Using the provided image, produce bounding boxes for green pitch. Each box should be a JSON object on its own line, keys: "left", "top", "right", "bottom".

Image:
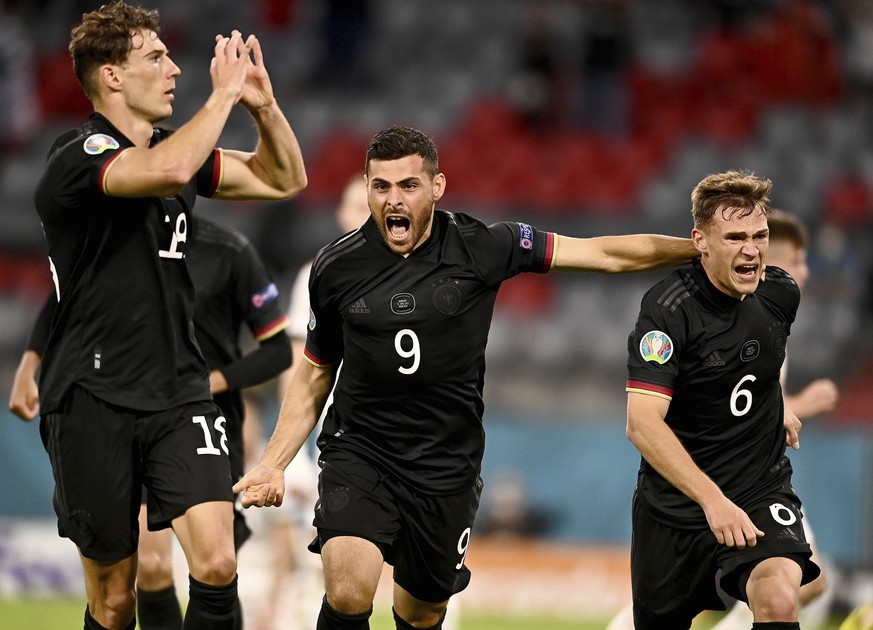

{"left": 0, "top": 598, "right": 846, "bottom": 629}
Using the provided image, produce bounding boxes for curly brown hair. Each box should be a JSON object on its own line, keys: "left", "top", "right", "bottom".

{"left": 69, "top": 1, "right": 161, "bottom": 99}
{"left": 691, "top": 170, "right": 772, "bottom": 230}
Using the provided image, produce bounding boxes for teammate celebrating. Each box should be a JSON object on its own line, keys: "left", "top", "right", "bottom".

{"left": 29, "top": 2, "right": 305, "bottom": 629}
{"left": 234, "top": 126, "right": 696, "bottom": 630}
{"left": 624, "top": 171, "right": 820, "bottom": 629}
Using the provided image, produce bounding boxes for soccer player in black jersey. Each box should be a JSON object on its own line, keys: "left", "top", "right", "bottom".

{"left": 624, "top": 171, "right": 820, "bottom": 629}
{"left": 25, "top": 3, "right": 306, "bottom": 629}
{"left": 10, "top": 216, "right": 293, "bottom": 629}
{"left": 234, "top": 125, "right": 697, "bottom": 630}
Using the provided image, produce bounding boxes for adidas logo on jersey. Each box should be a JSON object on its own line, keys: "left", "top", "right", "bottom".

{"left": 702, "top": 351, "right": 725, "bottom": 367}
{"left": 777, "top": 527, "right": 798, "bottom": 541}
{"left": 348, "top": 298, "right": 370, "bottom": 314}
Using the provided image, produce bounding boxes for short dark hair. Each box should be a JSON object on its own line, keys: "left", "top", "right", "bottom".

{"left": 69, "top": 1, "right": 161, "bottom": 99}
{"left": 691, "top": 170, "right": 772, "bottom": 229}
{"left": 365, "top": 126, "right": 439, "bottom": 179}
{"left": 767, "top": 209, "right": 808, "bottom": 249}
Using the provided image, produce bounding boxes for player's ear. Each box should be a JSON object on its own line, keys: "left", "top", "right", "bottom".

{"left": 691, "top": 227, "right": 707, "bottom": 254}
{"left": 432, "top": 172, "right": 446, "bottom": 201}
{"left": 98, "top": 64, "right": 123, "bottom": 93}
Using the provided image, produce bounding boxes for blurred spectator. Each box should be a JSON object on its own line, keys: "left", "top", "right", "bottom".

{"left": 577, "top": 0, "right": 631, "bottom": 135}
{"left": 506, "top": 4, "right": 562, "bottom": 130}
{"left": 0, "top": 1, "right": 39, "bottom": 154}
{"left": 476, "top": 469, "right": 555, "bottom": 539}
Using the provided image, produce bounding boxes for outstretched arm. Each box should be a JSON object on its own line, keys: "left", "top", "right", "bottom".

{"left": 626, "top": 392, "right": 764, "bottom": 548}
{"left": 786, "top": 378, "right": 839, "bottom": 419}
{"left": 213, "top": 34, "right": 307, "bottom": 201}
{"left": 552, "top": 234, "right": 697, "bottom": 273}
{"left": 233, "top": 358, "right": 335, "bottom": 507}
{"left": 209, "top": 331, "right": 292, "bottom": 394}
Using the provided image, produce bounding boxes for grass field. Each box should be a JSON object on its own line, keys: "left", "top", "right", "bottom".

{"left": 0, "top": 598, "right": 848, "bottom": 630}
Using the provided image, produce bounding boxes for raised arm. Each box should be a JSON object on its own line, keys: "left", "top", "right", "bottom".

{"left": 626, "top": 391, "right": 763, "bottom": 548}
{"left": 552, "top": 234, "right": 697, "bottom": 273}
{"left": 102, "top": 31, "right": 250, "bottom": 198}
{"left": 233, "top": 358, "right": 336, "bottom": 507}
{"left": 212, "top": 35, "right": 307, "bottom": 201}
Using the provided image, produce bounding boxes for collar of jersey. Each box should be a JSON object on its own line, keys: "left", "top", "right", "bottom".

{"left": 691, "top": 259, "right": 748, "bottom": 312}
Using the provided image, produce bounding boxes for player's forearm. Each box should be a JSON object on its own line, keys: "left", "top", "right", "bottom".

{"left": 261, "top": 361, "right": 333, "bottom": 469}
{"left": 249, "top": 102, "right": 307, "bottom": 198}
{"left": 627, "top": 410, "right": 723, "bottom": 508}
{"left": 107, "top": 89, "right": 237, "bottom": 198}
{"left": 553, "top": 234, "right": 696, "bottom": 273}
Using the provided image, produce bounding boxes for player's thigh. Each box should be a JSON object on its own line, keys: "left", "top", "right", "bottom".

{"left": 311, "top": 448, "right": 401, "bottom": 549}
{"left": 718, "top": 491, "right": 820, "bottom": 600}
{"left": 393, "top": 477, "right": 482, "bottom": 604}
{"left": 321, "top": 535, "right": 385, "bottom": 606}
{"left": 141, "top": 401, "right": 234, "bottom": 531}
{"left": 630, "top": 496, "right": 724, "bottom": 628}
{"left": 172, "top": 500, "right": 237, "bottom": 581}
{"left": 40, "top": 385, "right": 140, "bottom": 561}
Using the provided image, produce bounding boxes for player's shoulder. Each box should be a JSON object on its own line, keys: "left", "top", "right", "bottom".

{"left": 44, "top": 115, "right": 125, "bottom": 166}
{"left": 312, "top": 223, "right": 368, "bottom": 278}
{"left": 762, "top": 265, "right": 800, "bottom": 290}
{"left": 639, "top": 264, "right": 699, "bottom": 314}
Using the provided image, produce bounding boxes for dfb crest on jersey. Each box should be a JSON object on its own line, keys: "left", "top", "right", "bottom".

{"left": 432, "top": 278, "right": 462, "bottom": 315}
{"left": 640, "top": 330, "right": 673, "bottom": 364}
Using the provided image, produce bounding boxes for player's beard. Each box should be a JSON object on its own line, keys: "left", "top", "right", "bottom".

{"left": 379, "top": 202, "right": 434, "bottom": 257}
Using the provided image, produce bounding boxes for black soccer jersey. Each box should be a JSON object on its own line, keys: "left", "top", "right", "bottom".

{"left": 305, "top": 210, "right": 555, "bottom": 495}
{"left": 187, "top": 216, "right": 289, "bottom": 462}
{"left": 626, "top": 260, "right": 801, "bottom": 528}
{"left": 34, "top": 112, "right": 221, "bottom": 413}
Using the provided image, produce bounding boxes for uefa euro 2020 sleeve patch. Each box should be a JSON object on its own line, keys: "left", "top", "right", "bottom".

{"left": 640, "top": 330, "right": 673, "bottom": 364}
{"left": 308, "top": 308, "right": 316, "bottom": 331}
{"left": 83, "top": 134, "right": 120, "bottom": 155}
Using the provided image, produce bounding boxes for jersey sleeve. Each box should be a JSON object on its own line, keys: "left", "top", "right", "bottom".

{"left": 760, "top": 265, "right": 801, "bottom": 325}
{"left": 303, "top": 255, "right": 343, "bottom": 366}
{"left": 626, "top": 284, "right": 687, "bottom": 401}
{"left": 476, "top": 220, "right": 556, "bottom": 284}
{"left": 195, "top": 149, "right": 222, "bottom": 197}
{"left": 41, "top": 132, "right": 126, "bottom": 205}
{"left": 235, "top": 239, "right": 289, "bottom": 342}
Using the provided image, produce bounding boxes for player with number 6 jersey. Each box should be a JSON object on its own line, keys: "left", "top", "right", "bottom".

{"left": 234, "top": 125, "right": 698, "bottom": 630}
{"left": 624, "top": 170, "right": 820, "bottom": 630}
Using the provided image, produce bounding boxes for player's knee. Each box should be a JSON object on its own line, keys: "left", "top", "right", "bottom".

{"left": 99, "top": 590, "right": 137, "bottom": 627}
{"left": 326, "top": 586, "right": 375, "bottom": 616}
{"left": 136, "top": 553, "right": 174, "bottom": 589}
{"left": 749, "top": 581, "right": 799, "bottom": 621}
{"left": 191, "top": 551, "right": 237, "bottom": 585}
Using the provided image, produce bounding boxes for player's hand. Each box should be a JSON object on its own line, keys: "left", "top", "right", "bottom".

{"left": 232, "top": 463, "right": 285, "bottom": 508}
{"left": 9, "top": 352, "right": 40, "bottom": 421}
{"left": 792, "top": 378, "right": 839, "bottom": 418}
{"left": 210, "top": 30, "right": 249, "bottom": 103}
{"left": 238, "top": 34, "right": 276, "bottom": 112}
{"left": 702, "top": 494, "right": 764, "bottom": 548}
{"left": 783, "top": 405, "right": 802, "bottom": 450}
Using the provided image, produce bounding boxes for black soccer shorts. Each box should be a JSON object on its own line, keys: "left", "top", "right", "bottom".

{"left": 40, "top": 385, "right": 234, "bottom": 561}
{"left": 630, "top": 486, "right": 820, "bottom": 629}
{"left": 308, "top": 446, "right": 483, "bottom": 603}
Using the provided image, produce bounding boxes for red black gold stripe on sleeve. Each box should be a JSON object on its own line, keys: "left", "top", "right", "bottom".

{"left": 541, "top": 231, "right": 556, "bottom": 272}
{"left": 97, "top": 149, "right": 128, "bottom": 195}
{"left": 207, "top": 148, "right": 223, "bottom": 197}
{"left": 253, "top": 315, "right": 290, "bottom": 342}
{"left": 626, "top": 379, "right": 673, "bottom": 401}
{"left": 303, "top": 347, "right": 333, "bottom": 367}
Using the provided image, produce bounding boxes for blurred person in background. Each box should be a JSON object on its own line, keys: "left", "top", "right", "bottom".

{"left": 623, "top": 171, "right": 820, "bottom": 629}
{"left": 234, "top": 125, "right": 698, "bottom": 630}
{"left": 11, "top": 216, "right": 293, "bottom": 629}
{"left": 16, "top": 2, "right": 306, "bottom": 628}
